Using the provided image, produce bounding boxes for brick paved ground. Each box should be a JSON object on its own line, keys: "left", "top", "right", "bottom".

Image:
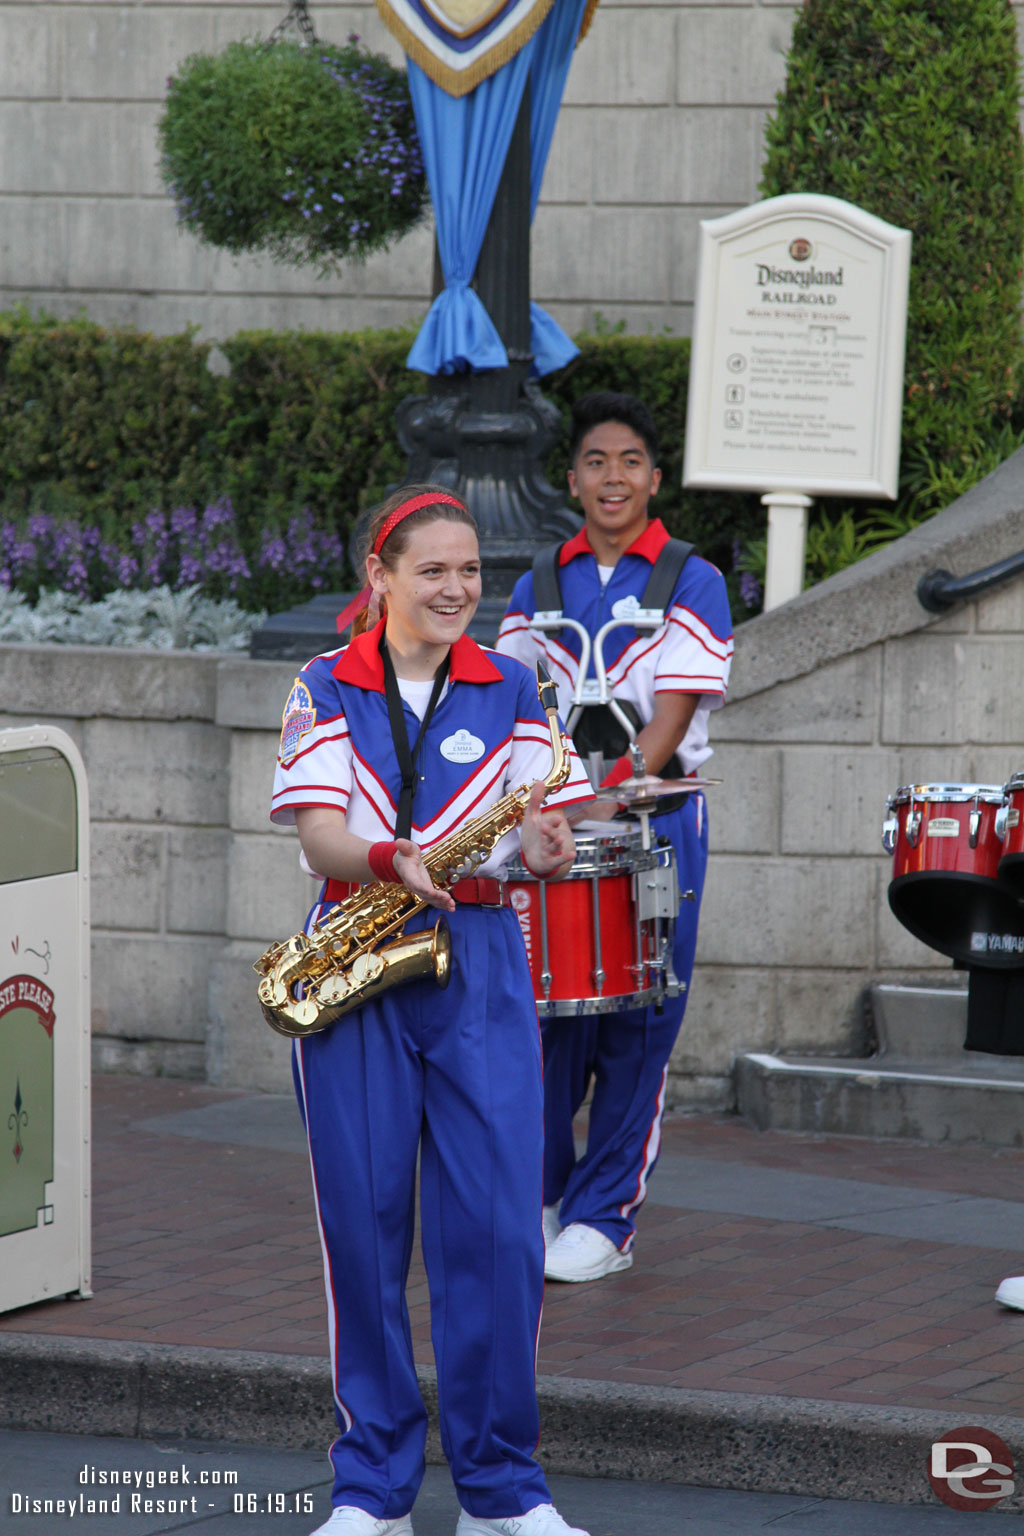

{"left": 4, "top": 1073, "right": 1024, "bottom": 1418}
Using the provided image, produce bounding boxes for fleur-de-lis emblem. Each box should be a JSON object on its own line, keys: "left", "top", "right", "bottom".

{"left": 9, "top": 1078, "right": 27, "bottom": 1163}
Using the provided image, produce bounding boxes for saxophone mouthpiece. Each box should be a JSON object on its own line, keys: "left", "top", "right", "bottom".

{"left": 536, "top": 661, "right": 558, "bottom": 716}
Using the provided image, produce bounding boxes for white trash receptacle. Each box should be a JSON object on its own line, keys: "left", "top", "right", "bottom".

{"left": 0, "top": 725, "right": 90, "bottom": 1312}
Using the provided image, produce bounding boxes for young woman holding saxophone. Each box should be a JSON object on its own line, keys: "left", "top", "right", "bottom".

{"left": 269, "top": 486, "right": 594, "bottom": 1536}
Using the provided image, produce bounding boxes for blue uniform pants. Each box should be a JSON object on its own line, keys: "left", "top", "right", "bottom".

{"left": 541, "top": 795, "right": 709, "bottom": 1249}
{"left": 293, "top": 904, "right": 550, "bottom": 1520}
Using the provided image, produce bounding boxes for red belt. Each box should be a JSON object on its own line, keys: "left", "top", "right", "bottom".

{"left": 325, "top": 876, "right": 508, "bottom": 908}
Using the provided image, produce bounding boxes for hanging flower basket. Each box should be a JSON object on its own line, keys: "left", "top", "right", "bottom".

{"left": 157, "top": 35, "right": 427, "bottom": 271}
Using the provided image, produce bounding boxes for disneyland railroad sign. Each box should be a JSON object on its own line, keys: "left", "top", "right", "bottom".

{"left": 683, "top": 193, "right": 911, "bottom": 500}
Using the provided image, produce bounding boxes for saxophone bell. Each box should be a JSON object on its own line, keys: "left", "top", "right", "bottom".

{"left": 259, "top": 918, "right": 452, "bottom": 1038}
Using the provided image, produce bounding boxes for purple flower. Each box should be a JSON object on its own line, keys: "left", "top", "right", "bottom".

{"left": 739, "top": 571, "right": 762, "bottom": 610}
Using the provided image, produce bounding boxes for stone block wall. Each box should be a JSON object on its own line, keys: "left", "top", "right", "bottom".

{"left": 680, "top": 450, "right": 1024, "bottom": 1107}
{"left": 3, "top": 450, "right": 1024, "bottom": 1100}
{"left": 0, "top": 0, "right": 798, "bottom": 340}
{"left": 0, "top": 648, "right": 228, "bottom": 1077}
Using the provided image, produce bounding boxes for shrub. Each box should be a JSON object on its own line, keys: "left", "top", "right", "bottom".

{"left": 0, "top": 309, "right": 214, "bottom": 515}
{"left": 0, "top": 311, "right": 764, "bottom": 617}
{"left": 211, "top": 326, "right": 420, "bottom": 544}
{"left": 760, "top": 0, "right": 1024, "bottom": 504}
{"left": 0, "top": 585, "right": 264, "bottom": 651}
{"left": 158, "top": 37, "right": 427, "bottom": 272}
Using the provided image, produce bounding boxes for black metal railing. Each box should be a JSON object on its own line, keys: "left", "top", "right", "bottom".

{"left": 917, "top": 549, "right": 1024, "bottom": 613}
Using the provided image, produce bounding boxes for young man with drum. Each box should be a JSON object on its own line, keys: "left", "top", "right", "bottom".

{"left": 496, "top": 393, "right": 733, "bottom": 1283}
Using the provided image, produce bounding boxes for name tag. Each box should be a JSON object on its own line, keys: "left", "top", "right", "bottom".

{"left": 611, "top": 594, "right": 642, "bottom": 622}
{"left": 440, "top": 728, "right": 485, "bottom": 763}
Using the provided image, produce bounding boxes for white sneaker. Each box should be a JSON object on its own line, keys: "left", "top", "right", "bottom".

{"left": 543, "top": 1222, "right": 632, "bottom": 1283}
{"left": 456, "top": 1503, "right": 589, "bottom": 1536}
{"left": 309, "top": 1508, "right": 413, "bottom": 1536}
{"left": 542, "top": 1204, "right": 561, "bottom": 1249}
{"left": 995, "top": 1276, "right": 1024, "bottom": 1310}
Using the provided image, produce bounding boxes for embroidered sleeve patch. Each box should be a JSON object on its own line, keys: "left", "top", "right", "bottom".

{"left": 280, "top": 679, "right": 317, "bottom": 763}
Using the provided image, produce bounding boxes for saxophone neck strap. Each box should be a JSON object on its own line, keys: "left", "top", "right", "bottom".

{"left": 379, "top": 630, "right": 451, "bottom": 840}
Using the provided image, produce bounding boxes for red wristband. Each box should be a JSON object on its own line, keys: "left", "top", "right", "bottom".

{"left": 600, "top": 755, "right": 634, "bottom": 789}
{"left": 368, "top": 840, "right": 401, "bottom": 882}
{"left": 521, "top": 854, "right": 552, "bottom": 880}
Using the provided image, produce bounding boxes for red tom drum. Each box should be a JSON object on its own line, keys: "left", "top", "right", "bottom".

{"left": 997, "top": 772, "right": 1024, "bottom": 899}
{"left": 882, "top": 783, "right": 1024, "bottom": 968}
{"left": 506, "top": 823, "right": 679, "bottom": 1016}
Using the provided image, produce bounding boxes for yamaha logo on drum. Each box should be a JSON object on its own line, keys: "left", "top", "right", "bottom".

{"left": 971, "top": 931, "right": 1024, "bottom": 956}
{"left": 510, "top": 887, "right": 533, "bottom": 963}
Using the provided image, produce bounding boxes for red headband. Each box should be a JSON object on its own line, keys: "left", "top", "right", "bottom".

{"left": 373, "top": 491, "right": 465, "bottom": 555}
{"left": 335, "top": 491, "right": 469, "bottom": 634}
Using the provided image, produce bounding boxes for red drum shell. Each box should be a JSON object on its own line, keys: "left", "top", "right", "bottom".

{"left": 507, "top": 826, "right": 667, "bottom": 1015}
{"left": 884, "top": 784, "right": 1024, "bottom": 968}
{"left": 997, "top": 772, "right": 1024, "bottom": 898}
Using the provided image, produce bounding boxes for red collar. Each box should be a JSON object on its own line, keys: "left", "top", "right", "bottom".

{"left": 558, "top": 517, "right": 670, "bottom": 567}
{"left": 331, "top": 617, "right": 504, "bottom": 690}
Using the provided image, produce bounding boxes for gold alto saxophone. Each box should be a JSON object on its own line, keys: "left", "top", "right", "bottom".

{"left": 255, "top": 663, "right": 570, "bottom": 1038}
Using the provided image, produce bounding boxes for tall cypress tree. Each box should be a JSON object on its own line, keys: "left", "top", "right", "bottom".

{"left": 760, "top": 0, "right": 1024, "bottom": 504}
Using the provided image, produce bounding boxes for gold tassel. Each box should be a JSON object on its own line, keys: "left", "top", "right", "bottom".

{"left": 376, "top": 0, "right": 557, "bottom": 97}
{"left": 578, "top": 0, "right": 600, "bottom": 45}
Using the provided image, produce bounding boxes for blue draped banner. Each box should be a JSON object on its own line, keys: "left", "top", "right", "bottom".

{"left": 377, "top": 0, "right": 598, "bottom": 376}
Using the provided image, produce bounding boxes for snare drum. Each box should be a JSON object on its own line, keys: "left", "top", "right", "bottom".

{"left": 882, "top": 783, "right": 1024, "bottom": 967}
{"left": 997, "top": 772, "right": 1024, "bottom": 897}
{"left": 506, "top": 822, "right": 680, "bottom": 1016}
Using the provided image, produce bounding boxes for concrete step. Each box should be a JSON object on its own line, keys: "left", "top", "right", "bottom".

{"left": 735, "top": 979, "right": 1024, "bottom": 1144}
{"left": 736, "top": 1049, "right": 1024, "bottom": 1146}
{"left": 869, "top": 980, "right": 968, "bottom": 1057}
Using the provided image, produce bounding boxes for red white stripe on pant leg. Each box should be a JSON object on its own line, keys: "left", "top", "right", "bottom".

{"left": 618, "top": 1066, "right": 668, "bottom": 1249}
{"left": 294, "top": 1037, "right": 354, "bottom": 1435}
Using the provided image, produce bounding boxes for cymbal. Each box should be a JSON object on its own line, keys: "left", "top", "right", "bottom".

{"left": 591, "top": 776, "right": 722, "bottom": 803}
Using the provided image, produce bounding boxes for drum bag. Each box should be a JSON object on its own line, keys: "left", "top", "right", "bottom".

{"left": 570, "top": 700, "right": 685, "bottom": 782}
{"left": 965, "top": 967, "right": 1024, "bottom": 1055}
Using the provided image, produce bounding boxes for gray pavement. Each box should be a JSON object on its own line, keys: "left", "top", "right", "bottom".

{"left": 3, "top": 1428, "right": 1022, "bottom": 1536}
{"left": 5, "top": 1074, "right": 1024, "bottom": 1525}
{"left": 136, "top": 1092, "right": 1024, "bottom": 1251}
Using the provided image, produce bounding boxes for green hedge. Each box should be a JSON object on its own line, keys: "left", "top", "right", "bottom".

{"left": 0, "top": 310, "right": 763, "bottom": 610}
{"left": 760, "top": 0, "right": 1024, "bottom": 510}
{"left": 0, "top": 310, "right": 215, "bottom": 521}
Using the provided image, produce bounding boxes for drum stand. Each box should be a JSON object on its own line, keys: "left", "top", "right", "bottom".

{"left": 527, "top": 613, "right": 692, "bottom": 1003}
{"left": 528, "top": 610, "right": 667, "bottom": 851}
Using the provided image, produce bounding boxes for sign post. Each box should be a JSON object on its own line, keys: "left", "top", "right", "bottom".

{"left": 0, "top": 725, "right": 91, "bottom": 1314}
{"left": 684, "top": 193, "right": 911, "bottom": 609}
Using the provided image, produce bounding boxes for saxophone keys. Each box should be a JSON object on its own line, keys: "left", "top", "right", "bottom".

{"left": 317, "top": 972, "right": 352, "bottom": 1007}
{"left": 258, "top": 974, "right": 290, "bottom": 1009}
{"left": 350, "top": 950, "right": 386, "bottom": 985}
{"left": 287, "top": 996, "right": 322, "bottom": 1032}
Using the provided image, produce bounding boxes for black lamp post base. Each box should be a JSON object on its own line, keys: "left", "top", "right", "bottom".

{"left": 396, "top": 377, "right": 581, "bottom": 602}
